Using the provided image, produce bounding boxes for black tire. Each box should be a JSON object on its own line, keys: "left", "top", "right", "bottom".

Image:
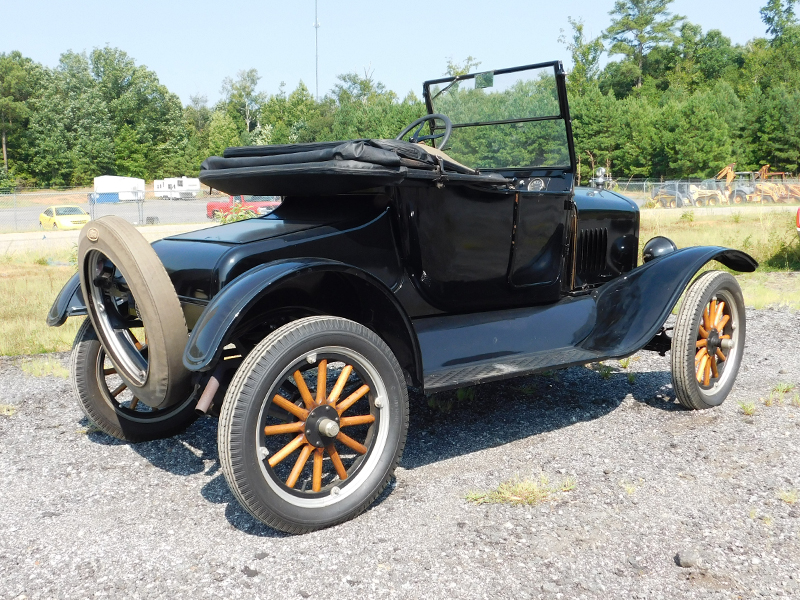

{"left": 78, "top": 216, "right": 191, "bottom": 409}
{"left": 218, "top": 316, "right": 409, "bottom": 533}
{"left": 70, "top": 318, "right": 198, "bottom": 442}
{"left": 671, "top": 271, "right": 746, "bottom": 410}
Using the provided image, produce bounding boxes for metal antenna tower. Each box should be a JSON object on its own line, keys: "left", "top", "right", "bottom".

{"left": 314, "top": 0, "right": 320, "bottom": 101}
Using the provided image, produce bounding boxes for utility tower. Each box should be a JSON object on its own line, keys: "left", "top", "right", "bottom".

{"left": 314, "top": 0, "right": 320, "bottom": 101}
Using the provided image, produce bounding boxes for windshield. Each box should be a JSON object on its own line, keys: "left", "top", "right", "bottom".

{"left": 425, "top": 64, "right": 570, "bottom": 170}
{"left": 55, "top": 206, "right": 86, "bottom": 216}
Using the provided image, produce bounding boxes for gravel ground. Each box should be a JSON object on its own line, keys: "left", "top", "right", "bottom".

{"left": 1, "top": 308, "right": 799, "bottom": 600}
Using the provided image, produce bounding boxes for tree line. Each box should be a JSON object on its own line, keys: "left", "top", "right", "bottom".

{"left": 0, "top": 0, "right": 798, "bottom": 188}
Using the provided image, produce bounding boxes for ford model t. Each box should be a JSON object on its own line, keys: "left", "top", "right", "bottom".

{"left": 48, "top": 61, "right": 756, "bottom": 533}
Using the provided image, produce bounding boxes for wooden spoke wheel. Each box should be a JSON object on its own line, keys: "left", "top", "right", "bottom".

{"left": 671, "top": 271, "right": 746, "bottom": 410}
{"left": 70, "top": 318, "right": 198, "bottom": 442}
{"left": 218, "top": 316, "right": 408, "bottom": 534}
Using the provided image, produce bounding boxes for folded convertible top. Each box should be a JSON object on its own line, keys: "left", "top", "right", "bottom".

{"left": 199, "top": 139, "right": 509, "bottom": 196}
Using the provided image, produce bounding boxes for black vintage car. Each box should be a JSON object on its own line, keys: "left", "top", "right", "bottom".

{"left": 48, "top": 61, "right": 756, "bottom": 533}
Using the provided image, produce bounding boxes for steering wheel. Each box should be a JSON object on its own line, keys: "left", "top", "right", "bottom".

{"left": 395, "top": 113, "right": 452, "bottom": 149}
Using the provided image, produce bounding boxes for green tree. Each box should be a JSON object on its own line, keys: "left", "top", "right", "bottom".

{"left": 559, "top": 18, "right": 604, "bottom": 96}
{"left": 761, "top": 0, "right": 797, "bottom": 38}
{"left": 220, "top": 68, "right": 265, "bottom": 134}
{"left": 604, "top": 0, "right": 684, "bottom": 87}
{"left": 206, "top": 111, "right": 240, "bottom": 156}
{"left": 0, "top": 52, "right": 39, "bottom": 177}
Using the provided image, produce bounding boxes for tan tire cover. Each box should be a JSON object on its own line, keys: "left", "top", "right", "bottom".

{"left": 78, "top": 216, "right": 191, "bottom": 409}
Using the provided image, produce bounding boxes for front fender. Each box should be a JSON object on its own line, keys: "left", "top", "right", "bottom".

{"left": 46, "top": 272, "right": 86, "bottom": 327}
{"left": 578, "top": 246, "right": 757, "bottom": 357}
{"left": 183, "top": 258, "right": 421, "bottom": 378}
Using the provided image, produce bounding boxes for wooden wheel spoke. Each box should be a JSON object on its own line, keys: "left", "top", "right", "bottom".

{"left": 111, "top": 382, "right": 127, "bottom": 397}
{"left": 129, "top": 397, "right": 139, "bottom": 410}
{"left": 268, "top": 433, "right": 306, "bottom": 468}
{"left": 698, "top": 325, "right": 709, "bottom": 339}
{"left": 271, "top": 394, "right": 309, "bottom": 421}
{"left": 710, "top": 356, "right": 719, "bottom": 379}
{"left": 312, "top": 448, "right": 324, "bottom": 492}
{"left": 339, "top": 414, "right": 375, "bottom": 428}
{"left": 103, "top": 367, "right": 116, "bottom": 376}
{"left": 264, "top": 421, "right": 304, "bottom": 436}
{"left": 336, "top": 431, "right": 368, "bottom": 455}
{"left": 328, "top": 365, "right": 353, "bottom": 404}
{"left": 714, "top": 301, "right": 726, "bottom": 326}
{"left": 703, "top": 360, "right": 711, "bottom": 386}
{"left": 696, "top": 354, "right": 709, "bottom": 382}
{"left": 695, "top": 347, "right": 708, "bottom": 365}
{"left": 286, "top": 444, "right": 314, "bottom": 489}
{"left": 696, "top": 339, "right": 708, "bottom": 348}
{"left": 336, "top": 384, "right": 370, "bottom": 414}
{"left": 325, "top": 443, "right": 348, "bottom": 480}
{"left": 717, "top": 315, "right": 730, "bottom": 331}
{"left": 316, "top": 359, "right": 328, "bottom": 404}
{"left": 716, "top": 348, "right": 727, "bottom": 362}
{"left": 293, "top": 371, "right": 316, "bottom": 410}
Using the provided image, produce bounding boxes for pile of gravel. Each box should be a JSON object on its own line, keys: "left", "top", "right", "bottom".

{"left": 0, "top": 307, "right": 798, "bottom": 599}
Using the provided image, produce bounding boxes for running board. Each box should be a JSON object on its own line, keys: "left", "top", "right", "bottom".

{"left": 413, "top": 296, "right": 598, "bottom": 393}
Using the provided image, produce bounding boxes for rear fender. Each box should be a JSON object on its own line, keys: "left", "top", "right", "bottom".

{"left": 183, "top": 258, "right": 423, "bottom": 385}
{"left": 579, "top": 246, "right": 757, "bottom": 357}
{"left": 46, "top": 272, "right": 86, "bottom": 327}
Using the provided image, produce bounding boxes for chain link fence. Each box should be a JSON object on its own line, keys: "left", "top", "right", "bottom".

{"left": 0, "top": 188, "right": 237, "bottom": 234}
{"left": 2, "top": 175, "right": 800, "bottom": 235}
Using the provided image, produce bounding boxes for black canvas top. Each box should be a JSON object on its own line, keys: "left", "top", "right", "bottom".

{"left": 199, "top": 139, "right": 509, "bottom": 196}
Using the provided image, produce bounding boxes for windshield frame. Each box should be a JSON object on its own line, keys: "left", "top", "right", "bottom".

{"left": 421, "top": 60, "right": 576, "bottom": 174}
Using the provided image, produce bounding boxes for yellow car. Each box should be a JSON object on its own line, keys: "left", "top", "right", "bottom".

{"left": 39, "top": 205, "right": 90, "bottom": 230}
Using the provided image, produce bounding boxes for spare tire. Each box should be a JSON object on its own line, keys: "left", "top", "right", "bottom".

{"left": 78, "top": 216, "right": 191, "bottom": 409}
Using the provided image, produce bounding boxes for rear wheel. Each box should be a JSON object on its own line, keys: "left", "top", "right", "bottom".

{"left": 71, "top": 318, "right": 198, "bottom": 441}
{"left": 218, "top": 316, "right": 409, "bottom": 533}
{"left": 671, "top": 271, "right": 745, "bottom": 410}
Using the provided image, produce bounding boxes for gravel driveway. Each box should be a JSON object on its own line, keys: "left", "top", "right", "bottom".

{"left": 1, "top": 308, "right": 799, "bottom": 600}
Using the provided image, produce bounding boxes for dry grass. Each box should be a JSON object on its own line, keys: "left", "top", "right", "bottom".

{"left": 640, "top": 207, "right": 800, "bottom": 271}
{"left": 777, "top": 489, "right": 798, "bottom": 505}
{"left": 20, "top": 357, "right": 69, "bottom": 378}
{"left": 0, "top": 251, "right": 82, "bottom": 356}
{"left": 466, "top": 474, "right": 576, "bottom": 506}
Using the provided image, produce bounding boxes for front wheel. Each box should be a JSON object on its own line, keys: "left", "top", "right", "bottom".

{"left": 671, "top": 271, "right": 745, "bottom": 410}
{"left": 218, "top": 316, "right": 409, "bottom": 533}
{"left": 70, "top": 318, "right": 199, "bottom": 441}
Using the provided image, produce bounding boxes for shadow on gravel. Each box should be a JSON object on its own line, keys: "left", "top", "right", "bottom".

{"left": 81, "top": 363, "right": 684, "bottom": 536}
{"left": 401, "top": 365, "right": 682, "bottom": 470}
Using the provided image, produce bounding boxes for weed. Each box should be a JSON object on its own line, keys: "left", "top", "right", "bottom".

{"left": 618, "top": 357, "right": 632, "bottom": 369}
{"left": 731, "top": 211, "right": 742, "bottom": 224}
{"left": 20, "top": 357, "right": 69, "bottom": 379}
{"left": 738, "top": 401, "right": 756, "bottom": 416}
{"left": 777, "top": 489, "right": 798, "bottom": 505}
{"left": 0, "top": 404, "right": 18, "bottom": 417}
{"left": 761, "top": 515, "right": 774, "bottom": 527}
{"left": 34, "top": 256, "right": 48, "bottom": 266}
{"left": 762, "top": 394, "right": 774, "bottom": 407}
{"left": 456, "top": 387, "right": 476, "bottom": 403}
{"left": 619, "top": 479, "right": 639, "bottom": 495}
{"left": 426, "top": 393, "right": 453, "bottom": 414}
{"left": 595, "top": 363, "right": 614, "bottom": 380}
{"left": 748, "top": 508, "right": 757, "bottom": 519}
{"left": 792, "top": 392, "right": 800, "bottom": 408}
{"left": 516, "top": 384, "right": 537, "bottom": 396}
{"left": 466, "top": 474, "right": 576, "bottom": 506}
{"left": 679, "top": 210, "right": 695, "bottom": 223}
{"left": 627, "top": 373, "right": 636, "bottom": 385}
{"left": 773, "top": 382, "right": 795, "bottom": 394}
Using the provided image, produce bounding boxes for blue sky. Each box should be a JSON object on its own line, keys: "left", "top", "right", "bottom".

{"left": 3, "top": 0, "right": 766, "bottom": 105}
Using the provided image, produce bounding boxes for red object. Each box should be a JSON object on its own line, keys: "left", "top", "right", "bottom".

{"left": 206, "top": 195, "right": 281, "bottom": 219}
{"left": 796, "top": 206, "right": 800, "bottom": 239}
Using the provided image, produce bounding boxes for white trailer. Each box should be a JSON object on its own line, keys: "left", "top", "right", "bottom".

{"left": 154, "top": 176, "right": 201, "bottom": 200}
{"left": 92, "top": 175, "right": 145, "bottom": 202}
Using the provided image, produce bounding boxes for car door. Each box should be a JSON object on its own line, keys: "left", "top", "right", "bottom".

{"left": 42, "top": 208, "right": 54, "bottom": 228}
{"left": 397, "top": 184, "right": 516, "bottom": 313}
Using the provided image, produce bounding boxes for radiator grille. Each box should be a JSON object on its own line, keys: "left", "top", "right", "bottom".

{"left": 577, "top": 228, "right": 608, "bottom": 274}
